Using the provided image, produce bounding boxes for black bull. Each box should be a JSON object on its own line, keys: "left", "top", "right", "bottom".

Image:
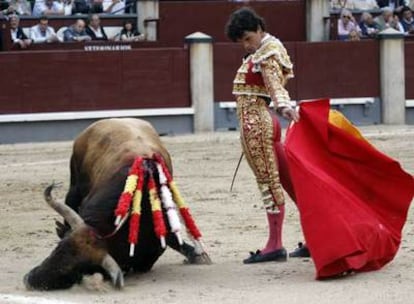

{"left": 24, "top": 118, "right": 211, "bottom": 290}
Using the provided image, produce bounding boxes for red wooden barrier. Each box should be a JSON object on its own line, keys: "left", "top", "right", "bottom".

{"left": 405, "top": 41, "right": 414, "bottom": 99}
{"left": 158, "top": 0, "right": 306, "bottom": 46}
{"left": 0, "top": 48, "right": 190, "bottom": 114}
{"left": 294, "top": 40, "right": 380, "bottom": 99}
{"left": 214, "top": 39, "right": 380, "bottom": 102}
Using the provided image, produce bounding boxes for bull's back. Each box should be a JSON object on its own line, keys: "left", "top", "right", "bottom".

{"left": 73, "top": 118, "right": 172, "bottom": 186}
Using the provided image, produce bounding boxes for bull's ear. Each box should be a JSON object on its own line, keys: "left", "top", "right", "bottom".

{"left": 101, "top": 254, "right": 124, "bottom": 289}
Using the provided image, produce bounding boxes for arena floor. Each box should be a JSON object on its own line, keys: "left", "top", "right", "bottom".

{"left": 0, "top": 126, "right": 413, "bottom": 304}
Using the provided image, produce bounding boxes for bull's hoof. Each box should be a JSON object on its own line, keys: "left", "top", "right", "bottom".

{"left": 184, "top": 252, "right": 212, "bottom": 265}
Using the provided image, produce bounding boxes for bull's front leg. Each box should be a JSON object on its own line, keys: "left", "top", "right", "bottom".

{"left": 165, "top": 233, "right": 212, "bottom": 265}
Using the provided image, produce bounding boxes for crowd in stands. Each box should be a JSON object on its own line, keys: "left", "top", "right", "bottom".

{"left": 8, "top": 13, "right": 145, "bottom": 48}
{"left": 1, "top": 0, "right": 136, "bottom": 16}
{"left": 331, "top": 0, "right": 414, "bottom": 40}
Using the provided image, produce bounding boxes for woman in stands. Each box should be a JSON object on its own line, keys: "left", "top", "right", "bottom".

{"left": 225, "top": 7, "right": 299, "bottom": 264}
{"left": 119, "top": 20, "right": 145, "bottom": 42}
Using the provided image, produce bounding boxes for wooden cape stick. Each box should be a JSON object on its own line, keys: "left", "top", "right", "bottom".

{"left": 230, "top": 152, "right": 244, "bottom": 192}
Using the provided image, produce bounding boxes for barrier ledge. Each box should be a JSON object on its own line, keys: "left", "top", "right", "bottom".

{"left": 219, "top": 98, "right": 376, "bottom": 109}
{"left": 0, "top": 107, "right": 194, "bottom": 123}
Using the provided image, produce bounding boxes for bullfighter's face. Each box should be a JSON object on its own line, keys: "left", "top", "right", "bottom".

{"left": 238, "top": 29, "right": 265, "bottom": 54}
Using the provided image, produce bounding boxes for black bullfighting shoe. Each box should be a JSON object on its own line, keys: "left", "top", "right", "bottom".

{"left": 243, "top": 248, "right": 287, "bottom": 264}
{"left": 289, "top": 242, "right": 311, "bottom": 258}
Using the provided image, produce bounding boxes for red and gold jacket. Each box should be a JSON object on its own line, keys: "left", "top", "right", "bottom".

{"left": 232, "top": 34, "right": 294, "bottom": 109}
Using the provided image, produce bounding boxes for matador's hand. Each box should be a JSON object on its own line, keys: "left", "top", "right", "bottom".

{"left": 278, "top": 107, "right": 299, "bottom": 122}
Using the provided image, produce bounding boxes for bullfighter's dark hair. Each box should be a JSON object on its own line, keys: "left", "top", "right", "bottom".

{"left": 225, "top": 7, "right": 266, "bottom": 42}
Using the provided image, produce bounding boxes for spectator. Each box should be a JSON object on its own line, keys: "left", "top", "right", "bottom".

{"left": 359, "top": 11, "right": 380, "bottom": 37}
{"left": 72, "top": 0, "right": 89, "bottom": 14}
{"left": 103, "top": 0, "right": 125, "bottom": 14}
{"left": 400, "top": 5, "right": 414, "bottom": 33}
{"left": 377, "top": 0, "right": 408, "bottom": 12}
{"left": 348, "top": 29, "right": 361, "bottom": 40}
{"left": 119, "top": 20, "right": 144, "bottom": 41}
{"left": 331, "top": 0, "right": 355, "bottom": 10}
{"left": 338, "top": 9, "right": 361, "bottom": 40}
{"left": 2, "top": 0, "right": 31, "bottom": 16}
{"left": 353, "top": 0, "right": 379, "bottom": 10}
{"left": 32, "top": 0, "right": 44, "bottom": 16}
{"left": 61, "top": 0, "right": 75, "bottom": 15}
{"left": 124, "top": 0, "right": 135, "bottom": 13}
{"left": 89, "top": 0, "right": 103, "bottom": 13}
{"left": 30, "top": 16, "right": 60, "bottom": 43}
{"left": 33, "top": 0, "right": 64, "bottom": 17}
{"left": 85, "top": 13, "right": 108, "bottom": 40}
{"left": 63, "top": 19, "right": 91, "bottom": 42}
{"left": 375, "top": 6, "right": 405, "bottom": 31}
{"left": 9, "top": 14, "right": 32, "bottom": 48}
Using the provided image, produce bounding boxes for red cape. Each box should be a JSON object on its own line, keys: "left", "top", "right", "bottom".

{"left": 284, "top": 99, "right": 414, "bottom": 279}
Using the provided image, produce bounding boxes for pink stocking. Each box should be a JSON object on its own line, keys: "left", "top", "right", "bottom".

{"left": 261, "top": 204, "right": 285, "bottom": 254}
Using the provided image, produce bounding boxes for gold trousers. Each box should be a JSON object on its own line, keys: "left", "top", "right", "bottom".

{"left": 237, "top": 96, "right": 285, "bottom": 210}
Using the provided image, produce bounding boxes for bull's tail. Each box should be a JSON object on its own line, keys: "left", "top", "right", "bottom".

{"left": 113, "top": 155, "right": 206, "bottom": 257}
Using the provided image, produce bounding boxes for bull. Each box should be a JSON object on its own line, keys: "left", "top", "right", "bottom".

{"left": 24, "top": 118, "right": 211, "bottom": 290}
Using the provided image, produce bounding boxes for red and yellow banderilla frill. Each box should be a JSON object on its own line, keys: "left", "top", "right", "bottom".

{"left": 113, "top": 155, "right": 205, "bottom": 257}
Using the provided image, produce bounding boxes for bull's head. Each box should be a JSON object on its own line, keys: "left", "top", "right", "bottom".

{"left": 24, "top": 185, "right": 124, "bottom": 290}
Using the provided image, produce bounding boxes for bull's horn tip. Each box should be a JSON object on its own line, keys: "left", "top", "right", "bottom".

{"left": 115, "top": 273, "right": 124, "bottom": 290}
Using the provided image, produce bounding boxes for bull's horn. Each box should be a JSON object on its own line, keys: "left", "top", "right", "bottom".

{"left": 101, "top": 254, "right": 124, "bottom": 289}
{"left": 44, "top": 184, "right": 84, "bottom": 229}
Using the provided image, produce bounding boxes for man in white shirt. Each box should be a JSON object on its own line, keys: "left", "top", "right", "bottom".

{"left": 30, "top": 16, "right": 60, "bottom": 43}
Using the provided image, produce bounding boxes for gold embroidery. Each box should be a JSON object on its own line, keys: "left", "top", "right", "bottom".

{"left": 232, "top": 35, "right": 293, "bottom": 107}
{"left": 232, "top": 34, "right": 294, "bottom": 208}
{"left": 232, "top": 83, "right": 269, "bottom": 97}
{"left": 251, "top": 35, "right": 294, "bottom": 73}
{"left": 261, "top": 56, "right": 291, "bottom": 107}
{"left": 237, "top": 95, "right": 285, "bottom": 205}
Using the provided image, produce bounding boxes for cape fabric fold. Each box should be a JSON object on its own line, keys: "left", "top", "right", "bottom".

{"left": 284, "top": 99, "right": 414, "bottom": 279}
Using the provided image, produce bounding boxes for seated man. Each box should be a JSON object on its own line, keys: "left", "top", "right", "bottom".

{"left": 400, "top": 6, "right": 414, "bottom": 33}
{"left": 30, "top": 16, "right": 60, "bottom": 43}
{"left": 33, "top": 0, "right": 64, "bottom": 17}
{"left": 375, "top": 6, "right": 405, "bottom": 31}
{"left": 63, "top": 19, "right": 92, "bottom": 42}
{"left": 359, "top": 12, "right": 380, "bottom": 37}
{"left": 9, "top": 14, "right": 32, "bottom": 48}
{"left": 85, "top": 14, "right": 108, "bottom": 40}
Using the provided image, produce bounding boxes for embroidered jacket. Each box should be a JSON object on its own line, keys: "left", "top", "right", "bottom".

{"left": 232, "top": 34, "right": 294, "bottom": 109}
